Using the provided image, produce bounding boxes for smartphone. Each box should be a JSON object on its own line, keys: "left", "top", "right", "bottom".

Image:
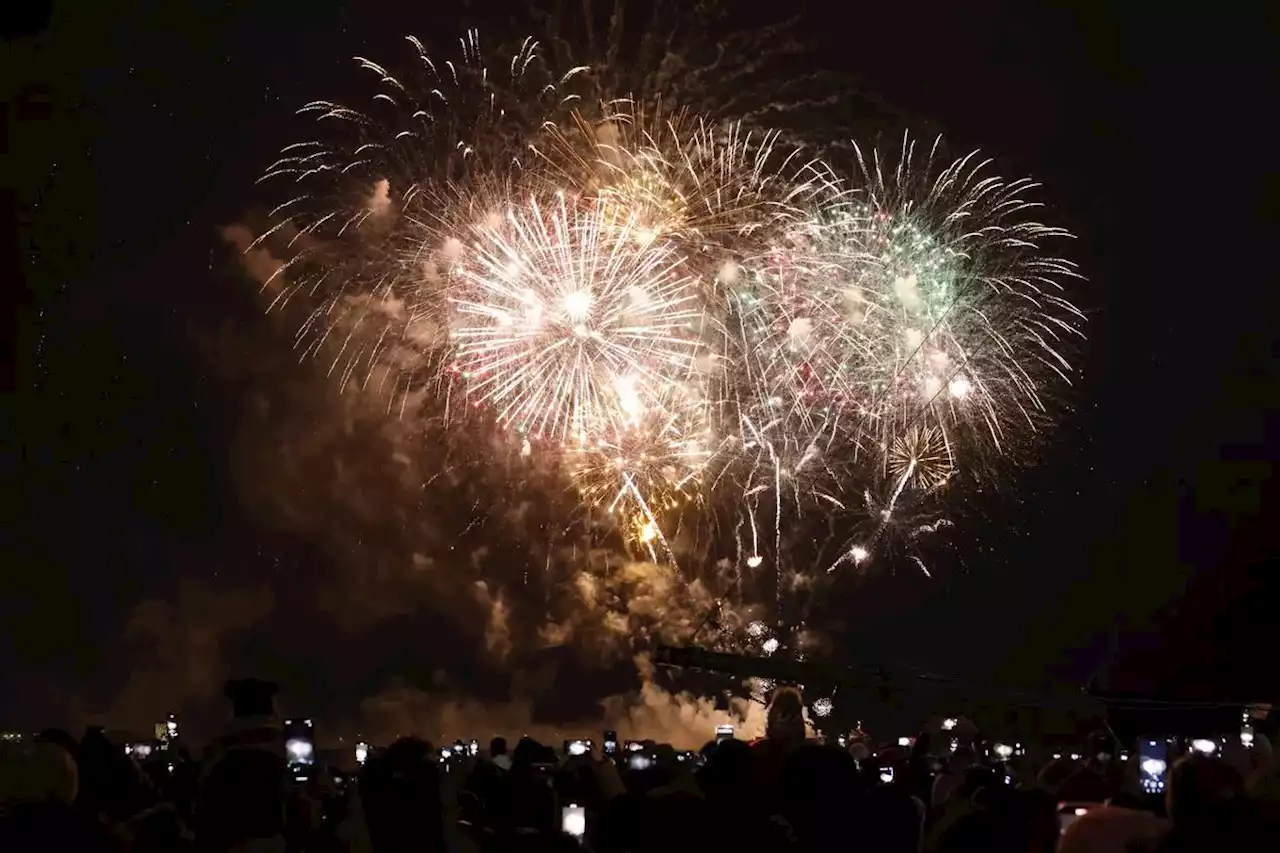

{"left": 561, "top": 803, "right": 586, "bottom": 839}
{"left": 1058, "top": 802, "right": 1100, "bottom": 833}
{"left": 624, "top": 740, "right": 645, "bottom": 753}
{"left": 715, "top": 724, "right": 734, "bottom": 743}
{"left": 564, "top": 739, "right": 591, "bottom": 757}
{"left": 355, "top": 742, "right": 369, "bottom": 765}
{"left": 879, "top": 766, "right": 895, "bottom": 784}
{"left": 627, "top": 751, "right": 652, "bottom": 771}
{"left": 283, "top": 719, "right": 315, "bottom": 780}
{"left": 1138, "top": 738, "right": 1169, "bottom": 794}
{"left": 602, "top": 730, "right": 618, "bottom": 757}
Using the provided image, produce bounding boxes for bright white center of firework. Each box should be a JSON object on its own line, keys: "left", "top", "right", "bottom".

{"left": 746, "top": 620, "right": 767, "bottom": 638}
{"left": 893, "top": 274, "right": 922, "bottom": 310}
{"left": 849, "top": 545, "right": 869, "bottom": 564}
{"left": 747, "top": 555, "right": 763, "bottom": 569}
{"left": 762, "top": 638, "right": 780, "bottom": 655}
{"left": 563, "top": 290, "right": 592, "bottom": 323}
{"left": 442, "top": 237, "right": 464, "bottom": 260}
{"left": 718, "top": 261, "right": 739, "bottom": 285}
{"left": 788, "top": 317, "right": 814, "bottom": 345}
{"left": 639, "top": 521, "right": 658, "bottom": 543}
{"left": 948, "top": 376, "right": 972, "bottom": 398}
{"left": 903, "top": 328, "right": 924, "bottom": 349}
{"left": 813, "top": 698, "right": 833, "bottom": 717}
{"left": 635, "top": 226, "right": 658, "bottom": 245}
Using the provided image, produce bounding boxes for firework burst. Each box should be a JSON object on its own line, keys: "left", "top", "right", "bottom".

{"left": 446, "top": 191, "right": 705, "bottom": 444}
{"left": 835, "top": 134, "right": 1086, "bottom": 464}
{"left": 244, "top": 23, "right": 1087, "bottom": 655}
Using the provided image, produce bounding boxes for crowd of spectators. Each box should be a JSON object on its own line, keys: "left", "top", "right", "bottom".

{"left": 2, "top": 686, "right": 1276, "bottom": 852}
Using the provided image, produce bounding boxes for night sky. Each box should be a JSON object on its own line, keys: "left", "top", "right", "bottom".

{"left": 6, "top": 1, "right": 1275, "bottom": 740}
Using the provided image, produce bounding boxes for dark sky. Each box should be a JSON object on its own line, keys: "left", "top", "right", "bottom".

{"left": 5, "top": 0, "right": 1275, "bottom": 737}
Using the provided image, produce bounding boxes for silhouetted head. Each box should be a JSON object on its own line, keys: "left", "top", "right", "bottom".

{"left": 766, "top": 687, "right": 806, "bottom": 742}
{"left": 223, "top": 678, "right": 278, "bottom": 719}
{"left": 490, "top": 736, "right": 508, "bottom": 758}
{"left": 1167, "top": 753, "right": 1244, "bottom": 825}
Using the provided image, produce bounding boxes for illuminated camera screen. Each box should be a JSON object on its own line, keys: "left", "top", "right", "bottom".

{"left": 283, "top": 719, "right": 315, "bottom": 768}
{"left": 1138, "top": 739, "right": 1168, "bottom": 794}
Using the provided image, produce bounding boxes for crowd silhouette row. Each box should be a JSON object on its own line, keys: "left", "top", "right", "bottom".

{"left": 2, "top": 685, "right": 1277, "bottom": 852}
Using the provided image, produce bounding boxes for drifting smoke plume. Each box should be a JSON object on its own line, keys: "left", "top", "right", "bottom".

{"left": 82, "top": 581, "right": 275, "bottom": 734}
{"left": 357, "top": 656, "right": 768, "bottom": 749}
{"left": 209, "top": 215, "right": 756, "bottom": 743}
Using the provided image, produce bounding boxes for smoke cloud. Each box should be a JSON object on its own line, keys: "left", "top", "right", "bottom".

{"left": 94, "top": 581, "right": 275, "bottom": 733}
{"left": 203, "top": 212, "right": 760, "bottom": 743}
{"left": 356, "top": 655, "right": 766, "bottom": 749}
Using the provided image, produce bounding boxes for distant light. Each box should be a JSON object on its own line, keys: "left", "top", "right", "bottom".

{"left": 942, "top": 718, "right": 957, "bottom": 731}
{"left": 994, "top": 743, "right": 1013, "bottom": 759}
{"left": 812, "top": 698, "right": 833, "bottom": 718}
{"left": 762, "top": 638, "right": 780, "bottom": 655}
{"left": 1191, "top": 738, "right": 1217, "bottom": 755}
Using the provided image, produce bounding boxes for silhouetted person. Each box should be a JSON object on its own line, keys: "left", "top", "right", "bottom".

{"left": 490, "top": 736, "right": 511, "bottom": 771}
{"left": 752, "top": 686, "right": 808, "bottom": 810}
{"left": 779, "top": 743, "right": 863, "bottom": 851}
{"left": 1154, "top": 753, "right": 1254, "bottom": 852}
{"left": 199, "top": 747, "right": 287, "bottom": 853}
{"left": 360, "top": 737, "right": 445, "bottom": 853}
